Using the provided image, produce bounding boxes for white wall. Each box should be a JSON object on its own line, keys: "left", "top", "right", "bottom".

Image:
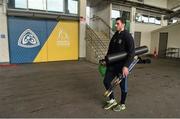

{"left": 151, "top": 22, "right": 180, "bottom": 57}
{"left": 79, "top": 0, "right": 86, "bottom": 58}
{"left": 0, "top": 4, "right": 9, "bottom": 63}
{"left": 167, "top": 24, "right": 180, "bottom": 48}
{"left": 135, "top": 23, "right": 162, "bottom": 53}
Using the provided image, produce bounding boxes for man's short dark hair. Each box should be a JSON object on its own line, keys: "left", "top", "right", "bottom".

{"left": 116, "top": 17, "right": 126, "bottom": 24}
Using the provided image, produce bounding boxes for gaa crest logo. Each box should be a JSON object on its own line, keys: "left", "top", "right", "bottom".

{"left": 18, "top": 29, "right": 40, "bottom": 48}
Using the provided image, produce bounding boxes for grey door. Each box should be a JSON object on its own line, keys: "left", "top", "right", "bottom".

{"left": 158, "top": 33, "right": 168, "bottom": 58}
{"left": 134, "top": 32, "right": 141, "bottom": 48}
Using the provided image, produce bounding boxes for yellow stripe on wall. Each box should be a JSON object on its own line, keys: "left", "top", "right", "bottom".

{"left": 34, "top": 20, "right": 79, "bottom": 62}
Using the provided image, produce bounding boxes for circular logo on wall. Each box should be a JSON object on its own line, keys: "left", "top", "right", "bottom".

{"left": 18, "top": 29, "right": 40, "bottom": 48}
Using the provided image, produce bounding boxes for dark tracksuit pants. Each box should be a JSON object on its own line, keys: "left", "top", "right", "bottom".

{"left": 103, "top": 68, "right": 128, "bottom": 104}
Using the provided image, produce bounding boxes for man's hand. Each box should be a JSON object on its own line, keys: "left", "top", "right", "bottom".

{"left": 99, "top": 59, "right": 106, "bottom": 66}
{"left": 122, "top": 66, "right": 129, "bottom": 77}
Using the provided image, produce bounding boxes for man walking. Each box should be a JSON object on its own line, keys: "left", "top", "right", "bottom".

{"left": 103, "top": 17, "right": 135, "bottom": 111}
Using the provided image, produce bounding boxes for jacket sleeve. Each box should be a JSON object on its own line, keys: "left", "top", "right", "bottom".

{"left": 124, "top": 33, "right": 135, "bottom": 68}
{"left": 106, "top": 40, "right": 113, "bottom": 56}
{"left": 106, "top": 32, "right": 116, "bottom": 56}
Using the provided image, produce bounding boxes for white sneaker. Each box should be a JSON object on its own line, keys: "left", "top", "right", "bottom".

{"left": 104, "top": 99, "right": 117, "bottom": 110}
{"left": 113, "top": 104, "right": 126, "bottom": 112}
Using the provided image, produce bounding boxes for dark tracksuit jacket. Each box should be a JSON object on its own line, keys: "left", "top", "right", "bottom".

{"left": 103, "top": 29, "right": 135, "bottom": 103}
{"left": 106, "top": 30, "right": 135, "bottom": 73}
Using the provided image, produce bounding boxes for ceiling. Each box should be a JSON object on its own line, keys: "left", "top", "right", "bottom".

{"left": 167, "top": 0, "right": 180, "bottom": 10}
{"left": 87, "top": 0, "right": 104, "bottom": 7}
{"left": 87, "top": 0, "right": 179, "bottom": 19}
{"left": 0, "top": 0, "right": 2, "bottom": 4}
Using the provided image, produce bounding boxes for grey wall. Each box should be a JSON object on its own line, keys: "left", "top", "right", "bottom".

{"left": 135, "top": 23, "right": 162, "bottom": 53}
{"left": 90, "top": 1, "right": 111, "bottom": 36}
{"left": 0, "top": 3, "right": 9, "bottom": 63}
{"left": 151, "top": 22, "right": 180, "bottom": 57}
{"left": 79, "top": 0, "right": 87, "bottom": 58}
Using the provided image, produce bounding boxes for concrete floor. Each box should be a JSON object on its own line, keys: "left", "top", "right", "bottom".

{"left": 0, "top": 58, "right": 180, "bottom": 118}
